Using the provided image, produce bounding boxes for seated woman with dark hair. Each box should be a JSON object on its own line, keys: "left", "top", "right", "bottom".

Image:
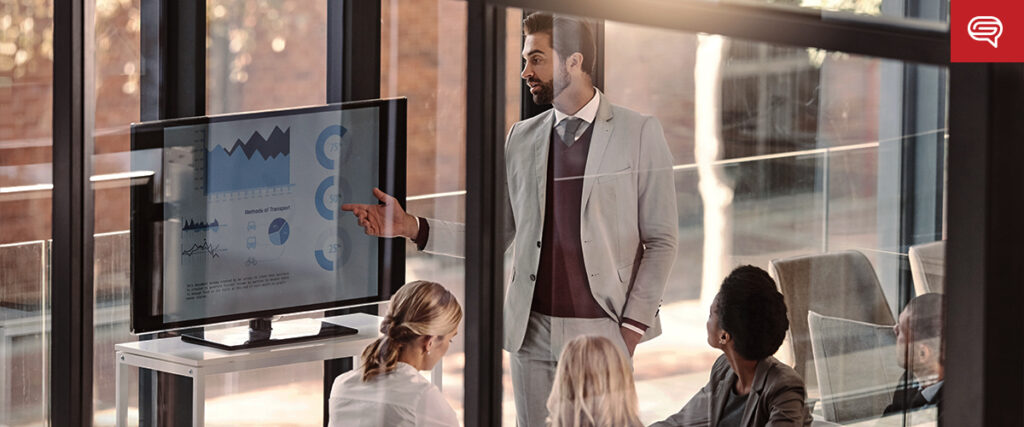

{"left": 651, "top": 265, "right": 811, "bottom": 427}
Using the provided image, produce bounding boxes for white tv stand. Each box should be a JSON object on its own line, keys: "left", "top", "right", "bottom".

{"left": 114, "top": 313, "right": 443, "bottom": 426}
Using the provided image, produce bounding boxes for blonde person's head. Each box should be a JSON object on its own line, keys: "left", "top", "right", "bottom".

{"left": 547, "top": 335, "right": 643, "bottom": 427}
{"left": 360, "top": 281, "right": 462, "bottom": 381}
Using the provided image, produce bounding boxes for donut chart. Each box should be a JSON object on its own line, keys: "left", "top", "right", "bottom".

{"left": 315, "top": 177, "right": 334, "bottom": 220}
{"left": 314, "top": 229, "right": 352, "bottom": 271}
{"left": 315, "top": 125, "right": 351, "bottom": 170}
{"left": 313, "top": 176, "right": 352, "bottom": 222}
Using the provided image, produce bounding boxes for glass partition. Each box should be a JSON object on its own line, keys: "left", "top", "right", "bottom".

{"left": 92, "top": 0, "right": 140, "bottom": 422}
{"left": 381, "top": 0, "right": 469, "bottom": 420}
{"left": 0, "top": 0, "right": 54, "bottom": 425}
{"left": 499, "top": 10, "right": 946, "bottom": 426}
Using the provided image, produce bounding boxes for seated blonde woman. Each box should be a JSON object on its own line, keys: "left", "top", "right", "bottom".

{"left": 329, "top": 280, "right": 462, "bottom": 427}
{"left": 547, "top": 335, "right": 644, "bottom": 427}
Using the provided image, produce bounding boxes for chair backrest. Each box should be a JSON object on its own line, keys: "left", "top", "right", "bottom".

{"left": 909, "top": 240, "right": 945, "bottom": 295}
{"left": 769, "top": 250, "right": 895, "bottom": 391}
{"left": 808, "top": 311, "right": 903, "bottom": 424}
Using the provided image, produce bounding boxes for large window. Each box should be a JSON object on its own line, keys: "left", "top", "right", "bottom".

{"left": 0, "top": 1, "right": 53, "bottom": 425}
{"left": 497, "top": 9, "right": 946, "bottom": 426}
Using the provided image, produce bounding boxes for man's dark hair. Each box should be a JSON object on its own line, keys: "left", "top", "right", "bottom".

{"left": 522, "top": 12, "right": 597, "bottom": 78}
{"left": 717, "top": 265, "right": 789, "bottom": 360}
{"left": 905, "top": 293, "right": 944, "bottom": 342}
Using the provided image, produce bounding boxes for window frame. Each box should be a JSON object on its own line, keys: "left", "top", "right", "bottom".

{"left": 49, "top": 0, "right": 1024, "bottom": 424}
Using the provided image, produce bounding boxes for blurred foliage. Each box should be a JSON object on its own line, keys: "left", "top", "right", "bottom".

{"left": 0, "top": 0, "right": 53, "bottom": 86}
{"left": 207, "top": 0, "right": 308, "bottom": 84}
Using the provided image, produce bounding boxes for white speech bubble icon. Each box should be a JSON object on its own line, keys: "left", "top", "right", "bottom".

{"left": 969, "top": 16, "right": 1003, "bottom": 48}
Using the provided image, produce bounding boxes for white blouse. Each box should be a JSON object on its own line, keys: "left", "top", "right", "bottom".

{"left": 328, "top": 362, "right": 460, "bottom": 427}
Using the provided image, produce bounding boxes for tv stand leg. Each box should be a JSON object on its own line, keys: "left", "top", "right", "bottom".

{"left": 192, "top": 372, "right": 205, "bottom": 427}
{"left": 116, "top": 352, "right": 130, "bottom": 427}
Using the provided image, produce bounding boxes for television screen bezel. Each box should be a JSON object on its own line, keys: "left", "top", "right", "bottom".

{"left": 129, "top": 97, "right": 407, "bottom": 334}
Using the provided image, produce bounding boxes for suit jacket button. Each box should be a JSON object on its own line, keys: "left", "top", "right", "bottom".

{"left": 536, "top": 241, "right": 541, "bottom": 248}
{"left": 529, "top": 274, "right": 536, "bottom": 281}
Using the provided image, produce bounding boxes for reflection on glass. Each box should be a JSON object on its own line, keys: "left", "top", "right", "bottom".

{"left": 694, "top": 34, "right": 732, "bottom": 308}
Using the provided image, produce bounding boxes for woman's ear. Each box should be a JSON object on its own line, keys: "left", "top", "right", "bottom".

{"left": 423, "top": 335, "right": 436, "bottom": 355}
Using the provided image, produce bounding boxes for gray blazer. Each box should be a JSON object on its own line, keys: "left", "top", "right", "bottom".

{"left": 651, "top": 355, "right": 812, "bottom": 427}
{"left": 423, "top": 91, "right": 678, "bottom": 353}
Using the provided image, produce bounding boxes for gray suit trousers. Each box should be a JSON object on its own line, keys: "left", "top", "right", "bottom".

{"left": 510, "top": 311, "right": 630, "bottom": 427}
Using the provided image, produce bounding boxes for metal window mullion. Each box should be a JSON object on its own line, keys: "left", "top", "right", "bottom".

{"left": 323, "top": 1, "right": 382, "bottom": 425}
{"left": 51, "top": 0, "right": 95, "bottom": 425}
{"left": 139, "top": 1, "right": 206, "bottom": 425}
{"left": 465, "top": 1, "right": 506, "bottom": 426}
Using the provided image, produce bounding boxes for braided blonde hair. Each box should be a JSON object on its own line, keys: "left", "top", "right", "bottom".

{"left": 360, "top": 281, "right": 462, "bottom": 382}
{"left": 547, "top": 335, "right": 643, "bottom": 427}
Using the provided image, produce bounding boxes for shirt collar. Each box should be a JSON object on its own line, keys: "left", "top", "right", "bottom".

{"left": 553, "top": 88, "right": 600, "bottom": 126}
{"left": 395, "top": 361, "right": 419, "bottom": 373}
{"left": 921, "top": 380, "right": 943, "bottom": 402}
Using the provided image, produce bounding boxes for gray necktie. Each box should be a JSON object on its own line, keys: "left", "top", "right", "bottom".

{"left": 556, "top": 117, "right": 584, "bottom": 147}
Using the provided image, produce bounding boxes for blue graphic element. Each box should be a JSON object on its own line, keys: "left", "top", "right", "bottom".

{"left": 268, "top": 218, "right": 289, "bottom": 246}
{"left": 182, "top": 218, "right": 220, "bottom": 232}
{"left": 315, "top": 125, "right": 347, "bottom": 170}
{"left": 315, "top": 249, "right": 334, "bottom": 271}
{"left": 315, "top": 177, "right": 334, "bottom": 220}
{"left": 206, "top": 127, "right": 290, "bottom": 194}
{"left": 314, "top": 229, "right": 351, "bottom": 271}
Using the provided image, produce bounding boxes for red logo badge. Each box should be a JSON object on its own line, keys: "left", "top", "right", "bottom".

{"left": 953, "top": 2, "right": 1024, "bottom": 62}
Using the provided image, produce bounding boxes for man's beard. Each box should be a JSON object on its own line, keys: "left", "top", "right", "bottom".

{"left": 530, "top": 64, "right": 570, "bottom": 105}
{"left": 530, "top": 79, "right": 554, "bottom": 105}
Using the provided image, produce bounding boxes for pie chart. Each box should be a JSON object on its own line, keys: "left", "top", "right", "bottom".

{"left": 268, "top": 218, "right": 289, "bottom": 246}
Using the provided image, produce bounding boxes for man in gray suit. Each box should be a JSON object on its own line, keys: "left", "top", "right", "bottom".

{"left": 342, "top": 12, "right": 677, "bottom": 426}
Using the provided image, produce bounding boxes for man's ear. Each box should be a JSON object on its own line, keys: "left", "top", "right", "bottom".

{"left": 914, "top": 342, "right": 932, "bottom": 364}
{"left": 567, "top": 52, "right": 583, "bottom": 72}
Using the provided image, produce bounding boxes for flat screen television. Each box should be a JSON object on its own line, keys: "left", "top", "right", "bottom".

{"left": 129, "top": 98, "right": 406, "bottom": 349}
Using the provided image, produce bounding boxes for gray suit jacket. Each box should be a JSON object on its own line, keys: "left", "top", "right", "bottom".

{"left": 651, "top": 355, "right": 812, "bottom": 427}
{"left": 423, "top": 91, "right": 678, "bottom": 353}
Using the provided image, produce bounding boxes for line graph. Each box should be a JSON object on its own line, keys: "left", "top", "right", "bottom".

{"left": 181, "top": 240, "right": 227, "bottom": 259}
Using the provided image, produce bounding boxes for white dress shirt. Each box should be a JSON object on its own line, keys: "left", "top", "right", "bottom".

{"left": 328, "top": 362, "right": 460, "bottom": 427}
{"left": 552, "top": 88, "right": 600, "bottom": 141}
